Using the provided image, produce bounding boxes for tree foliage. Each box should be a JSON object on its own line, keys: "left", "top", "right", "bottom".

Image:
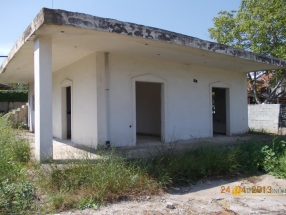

{"left": 0, "top": 90, "right": 28, "bottom": 102}
{"left": 7, "top": 83, "right": 28, "bottom": 91}
{"left": 209, "top": 0, "right": 286, "bottom": 103}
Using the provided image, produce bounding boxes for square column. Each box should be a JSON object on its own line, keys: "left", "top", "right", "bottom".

{"left": 34, "top": 37, "right": 53, "bottom": 161}
{"left": 96, "top": 52, "right": 108, "bottom": 145}
{"left": 28, "top": 82, "right": 35, "bottom": 132}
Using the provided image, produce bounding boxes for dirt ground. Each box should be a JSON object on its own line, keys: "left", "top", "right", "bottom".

{"left": 59, "top": 174, "right": 286, "bottom": 215}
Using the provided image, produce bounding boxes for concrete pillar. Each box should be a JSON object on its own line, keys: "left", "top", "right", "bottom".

{"left": 34, "top": 37, "right": 53, "bottom": 161}
{"left": 28, "top": 82, "right": 35, "bottom": 132}
{"left": 96, "top": 52, "right": 107, "bottom": 145}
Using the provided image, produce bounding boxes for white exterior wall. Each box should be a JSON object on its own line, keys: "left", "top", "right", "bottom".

{"left": 107, "top": 53, "right": 248, "bottom": 146}
{"left": 52, "top": 53, "right": 98, "bottom": 148}
{"left": 50, "top": 52, "right": 248, "bottom": 148}
{"left": 248, "top": 104, "right": 280, "bottom": 134}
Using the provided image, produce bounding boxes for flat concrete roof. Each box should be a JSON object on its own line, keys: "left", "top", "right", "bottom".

{"left": 1, "top": 8, "right": 286, "bottom": 83}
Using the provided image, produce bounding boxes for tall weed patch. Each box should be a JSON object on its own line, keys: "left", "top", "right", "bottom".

{"left": 142, "top": 146, "right": 243, "bottom": 185}
{"left": 142, "top": 139, "right": 286, "bottom": 186}
{"left": 0, "top": 117, "right": 34, "bottom": 214}
{"left": 34, "top": 151, "right": 161, "bottom": 211}
{"left": 0, "top": 117, "right": 30, "bottom": 182}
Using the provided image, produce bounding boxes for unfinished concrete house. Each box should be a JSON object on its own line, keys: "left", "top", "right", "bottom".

{"left": 1, "top": 8, "right": 286, "bottom": 161}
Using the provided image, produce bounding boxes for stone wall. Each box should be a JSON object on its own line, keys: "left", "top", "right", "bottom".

{"left": 0, "top": 102, "right": 27, "bottom": 114}
{"left": 248, "top": 104, "right": 280, "bottom": 134}
{"left": 4, "top": 104, "right": 28, "bottom": 127}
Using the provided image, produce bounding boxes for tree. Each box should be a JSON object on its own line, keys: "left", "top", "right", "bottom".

{"left": 8, "top": 83, "right": 28, "bottom": 91}
{"left": 209, "top": 0, "right": 286, "bottom": 104}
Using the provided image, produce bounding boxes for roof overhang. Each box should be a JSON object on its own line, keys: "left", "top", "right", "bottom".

{"left": 1, "top": 8, "right": 286, "bottom": 83}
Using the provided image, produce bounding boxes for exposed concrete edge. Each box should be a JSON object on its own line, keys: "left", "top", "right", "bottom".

{"left": 43, "top": 8, "right": 286, "bottom": 68}
{"left": 1, "top": 7, "right": 286, "bottom": 74}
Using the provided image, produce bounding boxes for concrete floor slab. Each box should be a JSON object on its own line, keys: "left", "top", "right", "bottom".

{"left": 22, "top": 132, "right": 101, "bottom": 161}
{"left": 21, "top": 132, "right": 280, "bottom": 160}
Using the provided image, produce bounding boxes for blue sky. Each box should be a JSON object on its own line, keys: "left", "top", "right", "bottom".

{"left": 0, "top": 0, "right": 241, "bottom": 65}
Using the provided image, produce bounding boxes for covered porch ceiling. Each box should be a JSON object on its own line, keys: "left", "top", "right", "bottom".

{"left": 1, "top": 8, "right": 286, "bottom": 83}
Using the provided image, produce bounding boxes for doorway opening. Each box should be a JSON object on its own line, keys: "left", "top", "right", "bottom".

{"left": 212, "top": 87, "right": 226, "bottom": 135}
{"left": 66, "top": 86, "right": 72, "bottom": 139}
{"left": 136, "top": 82, "right": 161, "bottom": 144}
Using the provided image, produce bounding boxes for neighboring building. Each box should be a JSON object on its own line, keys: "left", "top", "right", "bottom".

{"left": 247, "top": 73, "right": 286, "bottom": 104}
{"left": 0, "top": 8, "right": 286, "bottom": 161}
{"left": 0, "top": 83, "right": 12, "bottom": 90}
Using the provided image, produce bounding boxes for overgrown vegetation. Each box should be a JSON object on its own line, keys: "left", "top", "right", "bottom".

{"left": 1, "top": 115, "right": 286, "bottom": 214}
{"left": 140, "top": 138, "right": 286, "bottom": 186}
{"left": 0, "top": 90, "right": 28, "bottom": 102}
{"left": 32, "top": 153, "right": 161, "bottom": 212}
{"left": 261, "top": 137, "right": 286, "bottom": 178}
{"left": 0, "top": 117, "right": 33, "bottom": 214}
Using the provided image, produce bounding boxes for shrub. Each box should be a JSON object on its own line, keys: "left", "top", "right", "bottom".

{"left": 277, "top": 152, "right": 286, "bottom": 178}
{"left": 0, "top": 180, "right": 36, "bottom": 214}
{"left": 261, "top": 138, "right": 286, "bottom": 176}
{"left": 0, "top": 90, "right": 28, "bottom": 102}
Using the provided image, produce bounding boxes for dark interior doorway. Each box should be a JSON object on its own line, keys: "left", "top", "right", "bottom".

{"left": 136, "top": 82, "right": 161, "bottom": 138}
{"left": 66, "top": 86, "right": 71, "bottom": 139}
{"left": 212, "top": 87, "right": 226, "bottom": 135}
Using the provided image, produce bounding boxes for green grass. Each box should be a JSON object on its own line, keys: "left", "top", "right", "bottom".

{"left": 141, "top": 138, "right": 286, "bottom": 186}
{"left": 140, "top": 144, "right": 250, "bottom": 185}
{"left": 0, "top": 117, "right": 30, "bottom": 183}
{"left": 248, "top": 127, "right": 268, "bottom": 134}
{"left": 32, "top": 152, "right": 161, "bottom": 212}
{"left": 0, "top": 117, "right": 34, "bottom": 214}
{"left": 1, "top": 115, "right": 286, "bottom": 214}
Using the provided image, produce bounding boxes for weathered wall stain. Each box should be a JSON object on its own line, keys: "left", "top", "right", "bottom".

{"left": 109, "top": 23, "right": 128, "bottom": 34}
{"left": 145, "top": 29, "right": 154, "bottom": 39}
